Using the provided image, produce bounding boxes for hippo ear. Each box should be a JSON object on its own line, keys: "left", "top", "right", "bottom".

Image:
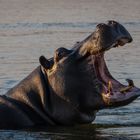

{"left": 39, "top": 56, "right": 50, "bottom": 69}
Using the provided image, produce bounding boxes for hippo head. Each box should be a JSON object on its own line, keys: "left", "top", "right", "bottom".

{"left": 39, "top": 21, "right": 140, "bottom": 115}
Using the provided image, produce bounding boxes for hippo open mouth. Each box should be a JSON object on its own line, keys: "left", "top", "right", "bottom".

{"left": 70, "top": 20, "right": 140, "bottom": 109}
{"left": 91, "top": 22, "right": 139, "bottom": 107}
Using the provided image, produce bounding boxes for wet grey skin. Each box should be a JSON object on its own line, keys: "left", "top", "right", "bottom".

{"left": 0, "top": 21, "right": 140, "bottom": 129}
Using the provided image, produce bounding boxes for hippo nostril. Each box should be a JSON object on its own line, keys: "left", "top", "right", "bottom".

{"left": 108, "top": 20, "right": 118, "bottom": 25}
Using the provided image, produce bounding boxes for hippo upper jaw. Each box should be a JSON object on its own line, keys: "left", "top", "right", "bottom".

{"left": 75, "top": 21, "right": 133, "bottom": 57}
{"left": 96, "top": 20, "right": 133, "bottom": 52}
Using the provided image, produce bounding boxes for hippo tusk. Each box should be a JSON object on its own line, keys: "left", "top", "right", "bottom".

{"left": 120, "top": 79, "right": 134, "bottom": 93}
{"left": 126, "top": 79, "right": 134, "bottom": 87}
{"left": 108, "top": 81, "right": 113, "bottom": 95}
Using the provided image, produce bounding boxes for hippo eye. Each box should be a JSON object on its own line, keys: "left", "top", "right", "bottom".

{"left": 55, "top": 48, "right": 67, "bottom": 62}
{"left": 54, "top": 48, "right": 72, "bottom": 62}
{"left": 55, "top": 51, "right": 66, "bottom": 62}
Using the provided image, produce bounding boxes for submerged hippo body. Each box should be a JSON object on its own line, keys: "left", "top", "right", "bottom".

{"left": 0, "top": 21, "right": 140, "bottom": 129}
{"left": 0, "top": 66, "right": 90, "bottom": 129}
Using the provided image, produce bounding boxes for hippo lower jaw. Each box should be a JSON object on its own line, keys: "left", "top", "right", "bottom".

{"left": 94, "top": 44, "right": 140, "bottom": 108}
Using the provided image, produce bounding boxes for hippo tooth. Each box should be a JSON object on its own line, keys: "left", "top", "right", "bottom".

{"left": 120, "top": 86, "right": 133, "bottom": 94}
{"left": 126, "top": 79, "right": 134, "bottom": 87}
{"left": 120, "top": 79, "right": 134, "bottom": 94}
{"left": 108, "top": 81, "right": 113, "bottom": 95}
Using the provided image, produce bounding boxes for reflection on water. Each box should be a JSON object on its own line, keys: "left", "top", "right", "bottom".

{"left": 0, "top": 125, "right": 139, "bottom": 140}
{"left": 0, "top": 0, "right": 140, "bottom": 139}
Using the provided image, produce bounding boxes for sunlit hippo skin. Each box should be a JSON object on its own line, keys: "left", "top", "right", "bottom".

{"left": 0, "top": 21, "right": 140, "bottom": 129}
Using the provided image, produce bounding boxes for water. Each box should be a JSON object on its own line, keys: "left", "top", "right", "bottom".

{"left": 0, "top": 0, "right": 140, "bottom": 139}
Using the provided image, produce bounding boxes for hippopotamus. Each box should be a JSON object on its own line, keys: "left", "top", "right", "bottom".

{"left": 0, "top": 20, "right": 140, "bottom": 129}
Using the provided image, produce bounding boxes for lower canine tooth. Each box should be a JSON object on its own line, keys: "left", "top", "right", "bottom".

{"left": 126, "top": 79, "right": 134, "bottom": 87}
{"left": 108, "top": 81, "right": 113, "bottom": 95}
{"left": 120, "top": 79, "right": 134, "bottom": 93}
{"left": 120, "top": 86, "right": 133, "bottom": 93}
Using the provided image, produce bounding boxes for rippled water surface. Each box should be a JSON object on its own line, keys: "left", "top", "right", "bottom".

{"left": 0, "top": 0, "right": 140, "bottom": 139}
